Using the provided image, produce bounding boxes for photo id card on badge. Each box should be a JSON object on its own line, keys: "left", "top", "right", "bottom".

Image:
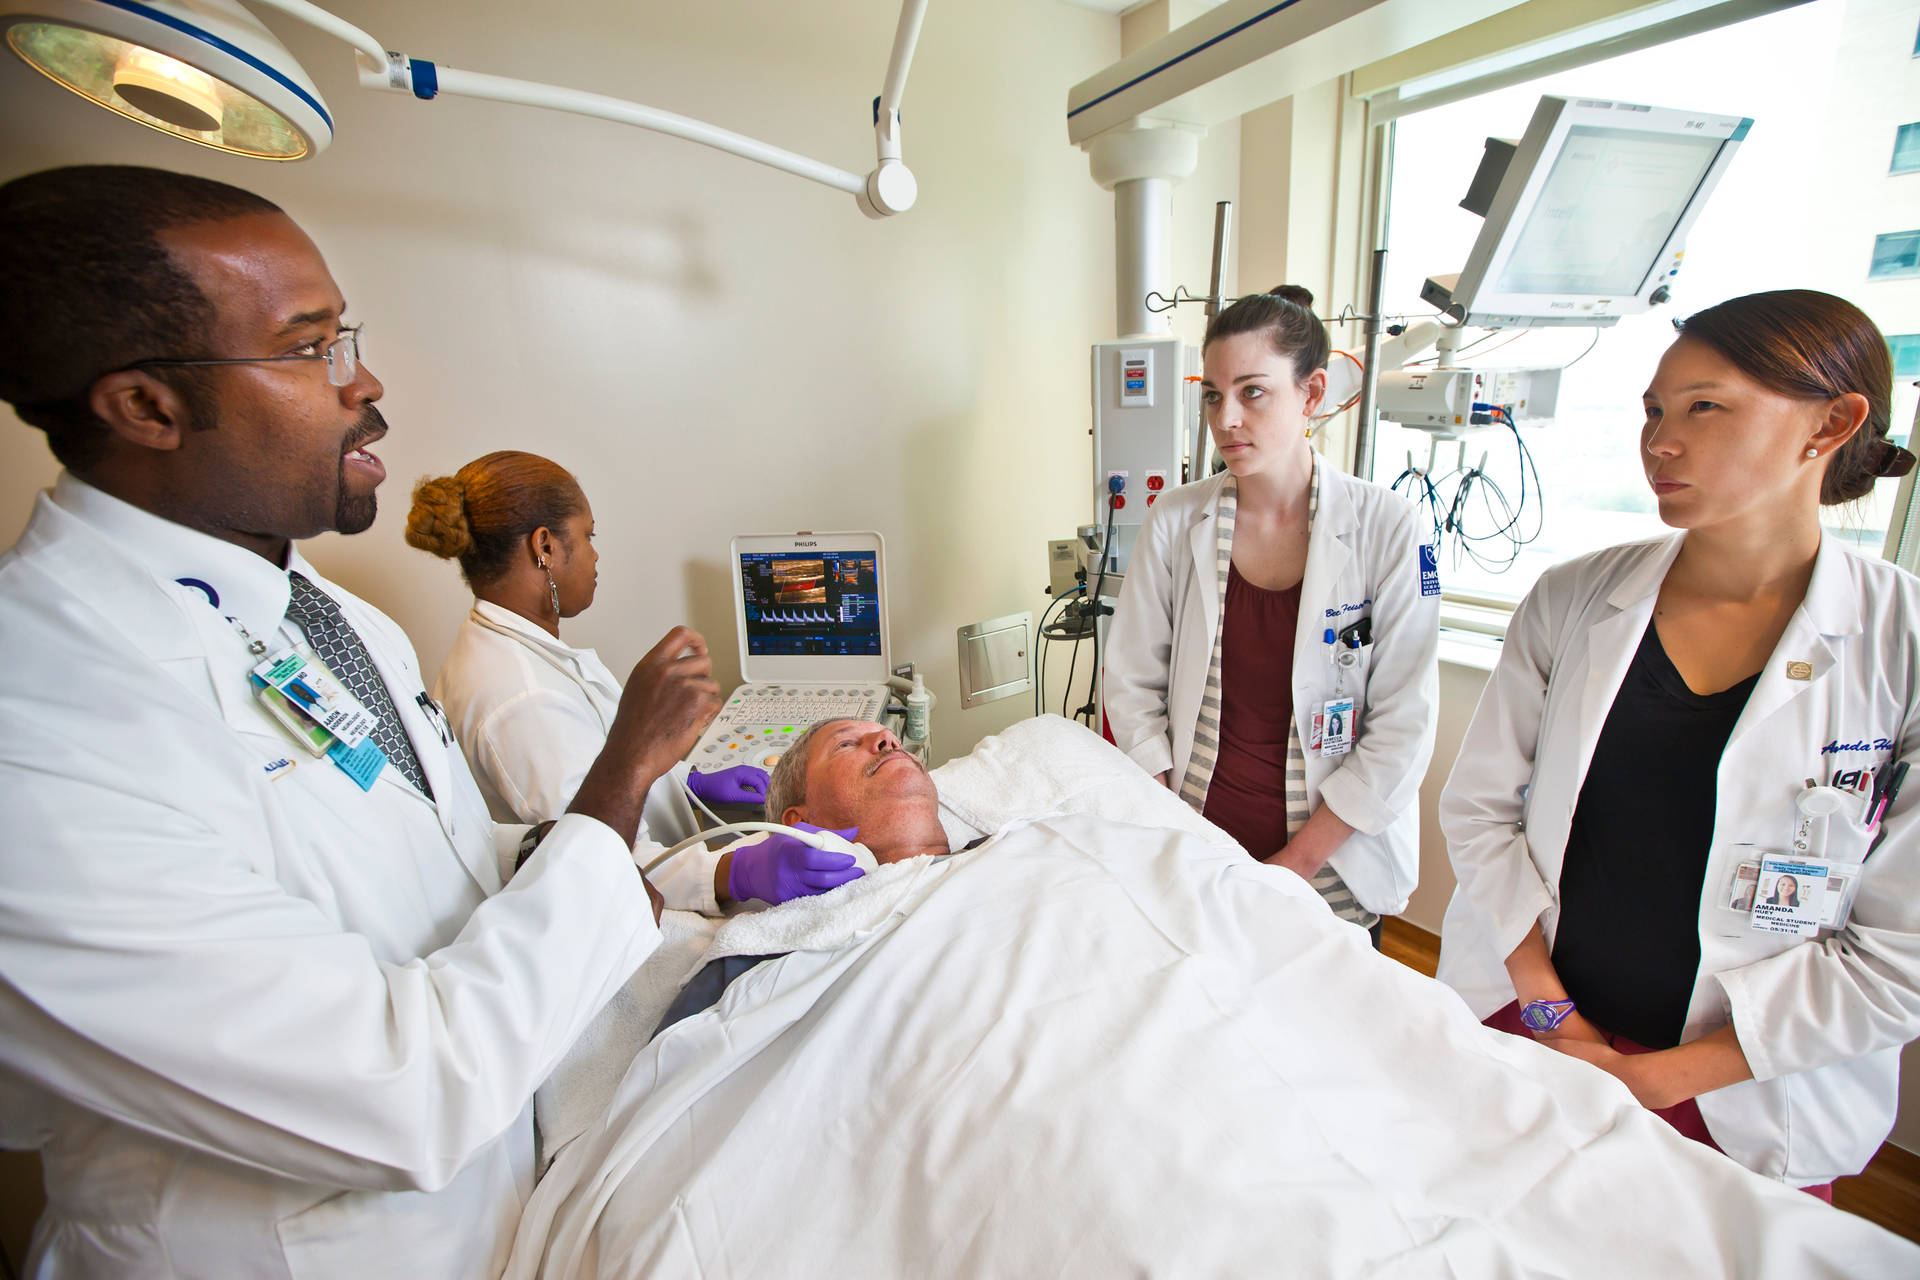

{"left": 1726, "top": 859, "right": 1760, "bottom": 914}
{"left": 252, "top": 678, "right": 338, "bottom": 757}
{"left": 1751, "top": 855, "right": 1832, "bottom": 938}
{"left": 250, "top": 646, "right": 376, "bottom": 748}
{"left": 1708, "top": 845, "right": 1765, "bottom": 938}
{"left": 1321, "top": 697, "right": 1355, "bottom": 757}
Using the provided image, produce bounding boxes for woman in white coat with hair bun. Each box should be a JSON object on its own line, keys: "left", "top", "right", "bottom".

{"left": 1438, "top": 289, "right": 1920, "bottom": 1195}
{"left": 408, "top": 452, "right": 862, "bottom": 912}
{"left": 1105, "top": 286, "right": 1442, "bottom": 943}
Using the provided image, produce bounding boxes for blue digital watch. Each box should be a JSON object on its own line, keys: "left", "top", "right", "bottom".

{"left": 1519, "top": 998, "right": 1577, "bottom": 1033}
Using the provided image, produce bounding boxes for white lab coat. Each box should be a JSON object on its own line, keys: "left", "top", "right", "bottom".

{"left": 434, "top": 602, "right": 721, "bottom": 914}
{"left": 1437, "top": 532, "right": 1920, "bottom": 1185}
{"left": 0, "top": 475, "right": 663, "bottom": 1279}
{"left": 1105, "top": 462, "right": 1441, "bottom": 914}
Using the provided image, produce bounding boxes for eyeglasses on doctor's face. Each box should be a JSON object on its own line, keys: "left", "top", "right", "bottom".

{"left": 124, "top": 324, "right": 364, "bottom": 388}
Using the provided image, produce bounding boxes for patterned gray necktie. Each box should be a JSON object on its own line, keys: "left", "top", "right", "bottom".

{"left": 285, "top": 571, "right": 432, "bottom": 798}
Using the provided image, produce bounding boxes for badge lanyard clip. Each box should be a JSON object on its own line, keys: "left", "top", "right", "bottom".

{"left": 1744, "top": 787, "right": 1863, "bottom": 938}
{"left": 1320, "top": 624, "right": 1365, "bottom": 758}
{"left": 1334, "top": 619, "right": 1370, "bottom": 695}
{"left": 1792, "top": 785, "right": 1850, "bottom": 856}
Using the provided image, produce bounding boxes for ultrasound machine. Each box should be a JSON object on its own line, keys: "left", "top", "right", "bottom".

{"left": 688, "top": 531, "right": 894, "bottom": 775}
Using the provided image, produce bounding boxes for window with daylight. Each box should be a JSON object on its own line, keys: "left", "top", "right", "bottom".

{"left": 1893, "top": 122, "right": 1920, "bottom": 174}
{"left": 1368, "top": 0, "right": 1918, "bottom": 605}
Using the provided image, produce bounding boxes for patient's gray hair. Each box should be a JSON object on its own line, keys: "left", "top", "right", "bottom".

{"left": 763, "top": 718, "right": 850, "bottom": 821}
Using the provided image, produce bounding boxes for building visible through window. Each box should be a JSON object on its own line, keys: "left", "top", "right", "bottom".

{"left": 1872, "top": 231, "right": 1920, "bottom": 280}
{"left": 1894, "top": 122, "right": 1920, "bottom": 174}
{"left": 1890, "top": 335, "right": 1920, "bottom": 382}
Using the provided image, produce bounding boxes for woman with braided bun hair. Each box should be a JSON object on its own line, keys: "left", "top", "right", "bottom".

{"left": 410, "top": 452, "right": 862, "bottom": 913}
{"left": 1439, "top": 289, "right": 1920, "bottom": 1195}
{"left": 1105, "top": 285, "right": 1442, "bottom": 947}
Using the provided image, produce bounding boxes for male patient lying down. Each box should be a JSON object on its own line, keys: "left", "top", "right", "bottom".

{"left": 510, "top": 717, "right": 1916, "bottom": 1279}
{"left": 651, "top": 718, "right": 977, "bottom": 1034}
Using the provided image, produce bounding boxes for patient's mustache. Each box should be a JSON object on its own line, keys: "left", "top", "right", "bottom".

{"left": 865, "top": 748, "right": 920, "bottom": 777}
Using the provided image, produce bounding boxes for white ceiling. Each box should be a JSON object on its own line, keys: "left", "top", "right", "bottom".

{"left": 1051, "top": 0, "right": 1212, "bottom": 15}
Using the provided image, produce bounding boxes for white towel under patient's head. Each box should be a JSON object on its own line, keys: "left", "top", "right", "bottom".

{"left": 930, "top": 714, "right": 1237, "bottom": 851}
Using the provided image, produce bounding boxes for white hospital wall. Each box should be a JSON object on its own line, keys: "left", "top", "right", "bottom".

{"left": 0, "top": 0, "right": 1129, "bottom": 763}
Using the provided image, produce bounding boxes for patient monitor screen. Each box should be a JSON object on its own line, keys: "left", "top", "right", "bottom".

{"left": 740, "top": 551, "right": 882, "bottom": 656}
{"left": 1494, "top": 125, "right": 1723, "bottom": 297}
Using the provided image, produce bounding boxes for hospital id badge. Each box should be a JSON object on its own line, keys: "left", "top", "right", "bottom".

{"left": 252, "top": 678, "right": 338, "bottom": 757}
{"left": 250, "top": 646, "right": 376, "bottom": 747}
{"left": 1724, "top": 859, "right": 1761, "bottom": 914}
{"left": 1750, "top": 855, "right": 1834, "bottom": 938}
{"left": 1320, "top": 697, "right": 1355, "bottom": 757}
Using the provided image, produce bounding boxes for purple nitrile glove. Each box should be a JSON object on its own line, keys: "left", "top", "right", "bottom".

{"left": 687, "top": 764, "right": 770, "bottom": 806}
{"left": 726, "top": 823, "right": 864, "bottom": 906}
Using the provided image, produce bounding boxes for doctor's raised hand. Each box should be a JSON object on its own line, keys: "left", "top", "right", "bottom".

{"left": 1436, "top": 289, "right": 1920, "bottom": 1198}
{"left": 570, "top": 625, "right": 723, "bottom": 841}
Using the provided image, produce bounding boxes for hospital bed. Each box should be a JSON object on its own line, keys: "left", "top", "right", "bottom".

{"left": 517, "top": 716, "right": 1919, "bottom": 1278}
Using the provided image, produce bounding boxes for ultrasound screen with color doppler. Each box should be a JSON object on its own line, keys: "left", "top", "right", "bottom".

{"left": 739, "top": 552, "right": 882, "bottom": 656}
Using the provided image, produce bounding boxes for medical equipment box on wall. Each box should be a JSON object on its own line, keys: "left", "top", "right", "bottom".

{"left": 1091, "top": 337, "right": 1198, "bottom": 575}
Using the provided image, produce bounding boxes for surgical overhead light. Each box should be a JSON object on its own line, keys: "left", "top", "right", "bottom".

{"left": 5, "top": 2, "right": 328, "bottom": 159}
{"left": 0, "top": 0, "right": 927, "bottom": 216}
{"left": 112, "top": 48, "right": 222, "bottom": 131}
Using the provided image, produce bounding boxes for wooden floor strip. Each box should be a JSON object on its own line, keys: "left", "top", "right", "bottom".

{"left": 1382, "top": 915, "right": 1920, "bottom": 1243}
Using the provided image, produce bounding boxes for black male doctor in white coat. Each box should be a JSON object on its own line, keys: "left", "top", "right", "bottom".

{"left": 0, "top": 167, "right": 720, "bottom": 1278}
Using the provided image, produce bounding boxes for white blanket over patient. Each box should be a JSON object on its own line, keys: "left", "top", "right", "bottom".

{"left": 510, "top": 722, "right": 1915, "bottom": 1277}
{"left": 533, "top": 714, "right": 1236, "bottom": 1163}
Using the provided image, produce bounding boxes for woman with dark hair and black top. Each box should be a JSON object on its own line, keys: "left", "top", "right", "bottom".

{"left": 1439, "top": 289, "right": 1920, "bottom": 1197}
{"left": 1106, "top": 286, "right": 1441, "bottom": 943}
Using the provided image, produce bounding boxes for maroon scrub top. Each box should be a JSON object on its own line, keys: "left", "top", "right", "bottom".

{"left": 1201, "top": 561, "right": 1301, "bottom": 860}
